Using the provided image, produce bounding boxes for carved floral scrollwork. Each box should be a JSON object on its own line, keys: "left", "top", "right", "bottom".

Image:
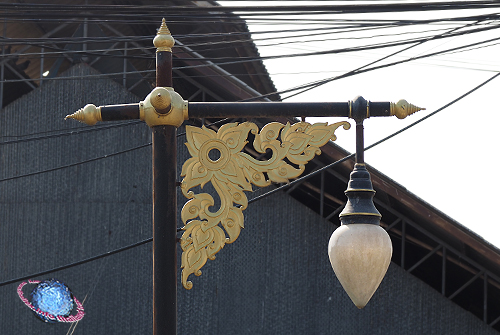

{"left": 180, "top": 121, "right": 350, "bottom": 289}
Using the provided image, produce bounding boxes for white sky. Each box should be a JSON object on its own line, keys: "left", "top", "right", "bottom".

{"left": 219, "top": 1, "right": 500, "bottom": 247}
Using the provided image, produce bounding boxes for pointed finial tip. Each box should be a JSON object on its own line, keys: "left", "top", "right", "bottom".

{"left": 65, "top": 104, "right": 101, "bottom": 125}
{"left": 390, "top": 99, "right": 425, "bottom": 119}
{"left": 158, "top": 18, "right": 171, "bottom": 35}
{"left": 153, "top": 19, "right": 174, "bottom": 51}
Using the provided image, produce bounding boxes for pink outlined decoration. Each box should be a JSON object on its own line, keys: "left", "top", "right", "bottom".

{"left": 17, "top": 279, "right": 85, "bottom": 323}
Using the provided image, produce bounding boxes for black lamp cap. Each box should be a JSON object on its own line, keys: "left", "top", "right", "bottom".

{"left": 339, "top": 163, "right": 381, "bottom": 225}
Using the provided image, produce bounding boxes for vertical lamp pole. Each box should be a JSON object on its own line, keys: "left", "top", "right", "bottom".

{"left": 66, "top": 20, "right": 424, "bottom": 334}
{"left": 67, "top": 20, "right": 188, "bottom": 335}
{"left": 152, "top": 22, "right": 177, "bottom": 335}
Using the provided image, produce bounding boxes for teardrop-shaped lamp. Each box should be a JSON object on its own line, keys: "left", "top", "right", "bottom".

{"left": 330, "top": 163, "right": 392, "bottom": 309}
{"left": 328, "top": 224, "right": 392, "bottom": 308}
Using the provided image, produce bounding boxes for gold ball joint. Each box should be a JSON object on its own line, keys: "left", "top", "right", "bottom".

{"left": 140, "top": 87, "right": 188, "bottom": 128}
{"left": 65, "top": 104, "right": 102, "bottom": 125}
{"left": 390, "top": 99, "right": 426, "bottom": 119}
{"left": 153, "top": 18, "right": 175, "bottom": 52}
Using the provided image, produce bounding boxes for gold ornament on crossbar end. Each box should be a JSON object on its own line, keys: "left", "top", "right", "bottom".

{"left": 65, "top": 104, "right": 102, "bottom": 126}
{"left": 390, "top": 99, "right": 425, "bottom": 119}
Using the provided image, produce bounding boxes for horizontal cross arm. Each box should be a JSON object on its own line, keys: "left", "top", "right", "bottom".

{"left": 187, "top": 100, "right": 402, "bottom": 119}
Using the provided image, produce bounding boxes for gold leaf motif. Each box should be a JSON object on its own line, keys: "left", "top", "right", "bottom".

{"left": 180, "top": 120, "right": 350, "bottom": 289}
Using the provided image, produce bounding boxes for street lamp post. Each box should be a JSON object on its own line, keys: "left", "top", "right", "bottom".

{"left": 66, "top": 20, "right": 424, "bottom": 335}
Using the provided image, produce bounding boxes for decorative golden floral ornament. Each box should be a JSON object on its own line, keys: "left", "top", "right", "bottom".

{"left": 180, "top": 120, "right": 350, "bottom": 289}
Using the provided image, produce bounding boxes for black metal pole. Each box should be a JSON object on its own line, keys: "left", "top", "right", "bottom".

{"left": 152, "top": 126, "right": 177, "bottom": 335}
{"left": 350, "top": 96, "right": 368, "bottom": 164}
{"left": 355, "top": 121, "right": 364, "bottom": 164}
{"left": 152, "top": 27, "right": 177, "bottom": 335}
{"left": 188, "top": 101, "right": 391, "bottom": 119}
{"left": 91, "top": 100, "right": 396, "bottom": 121}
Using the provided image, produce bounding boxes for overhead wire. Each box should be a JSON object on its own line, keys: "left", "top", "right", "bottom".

{"left": 0, "top": 117, "right": 234, "bottom": 182}
{"left": 3, "top": 1, "right": 500, "bottom": 284}
{"left": 1, "top": 15, "right": 498, "bottom": 140}
{"left": 0, "top": 237, "right": 153, "bottom": 287}
{"left": 0, "top": 17, "right": 470, "bottom": 51}
{"left": 240, "top": 31, "right": 500, "bottom": 101}
{"left": 2, "top": 65, "right": 499, "bottom": 284}
{"left": 0, "top": 13, "right": 494, "bottom": 47}
{"left": 0, "top": 8, "right": 495, "bottom": 145}
{"left": 0, "top": 1, "right": 499, "bottom": 14}
{"left": 278, "top": 17, "right": 488, "bottom": 100}
{"left": 248, "top": 69, "right": 500, "bottom": 203}
{"left": 3, "top": 24, "right": 497, "bottom": 86}
{"left": 0, "top": 142, "right": 150, "bottom": 183}
{"left": 3, "top": 8, "right": 500, "bottom": 326}
{"left": 0, "top": 121, "right": 142, "bottom": 144}
{"left": 0, "top": 23, "right": 452, "bottom": 61}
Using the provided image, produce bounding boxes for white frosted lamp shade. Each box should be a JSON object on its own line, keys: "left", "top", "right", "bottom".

{"left": 328, "top": 224, "right": 392, "bottom": 309}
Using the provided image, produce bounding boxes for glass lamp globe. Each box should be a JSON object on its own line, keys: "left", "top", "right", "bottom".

{"left": 328, "top": 223, "right": 392, "bottom": 308}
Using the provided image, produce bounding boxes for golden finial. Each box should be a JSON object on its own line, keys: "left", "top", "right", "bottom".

{"left": 153, "top": 18, "right": 175, "bottom": 52}
{"left": 65, "top": 104, "right": 102, "bottom": 125}
{"left": 390, "top": 99, "right": 425, "bottom": 119}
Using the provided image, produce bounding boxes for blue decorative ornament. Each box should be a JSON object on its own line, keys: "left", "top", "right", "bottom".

{"left": 30, "top": 279, "right": 74, "bottom": 323}
{"left": 17, "top": 279, "right": 85, "bottom": 323}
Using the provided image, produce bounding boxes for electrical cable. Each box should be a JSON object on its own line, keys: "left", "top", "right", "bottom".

{"left": 0, "top": 237, "right": 153, "bottom": 287}
{"left": 6, "top": 20, "right": 494, "bottom": 65}
{"left": 248, "top": 69, "right": 500, "bottom": 204}
{"left": 68, "top": 186, "right": 139, "bottom": 334}
{"left": 174, "top": 22, "right": 500, "bottom": 62}
{"left": 0, "top": 121, "right": 142, "bottom": 145}
{"left": 0, "top": 15, "right": 481, "bottom": 52}
{"left": 1, "top": 21, "right": 497, "bottom": 138}
{"left": 0, "top": 68, "right": 156, "bottom": 84}
{"left": 4, "top": 0, "right": 500, "bottom": 291}
{"left": 3, "top": 67, "right": 498, "bottom": 283}
{"left": 0, "top": 117, "right": 234, "bottom": 181}
{"left": 183, "top": 24, "right": 482, "bottom": 55}
{"left": 0, "top": 17, "right": 496, "bottom": 142}
{"left": 279, "top": 17, "right": 486, "bottom": 100}
{"left": 0, "top": 142, "right": 150, "bottom": 183}
{"left": 3, "top": 18, "right": 489, "bottom": 63}
{"left": 0, "top": 1, "right": 499, "bottom": 14}
{"left": 0, "top": 4, "right": 497, "bottom": 24}
{"left": 240, "top": 32, "right": 500, "bottom": 102}
{"left": 173, "top": 25, "right": 500, "bottom": 72}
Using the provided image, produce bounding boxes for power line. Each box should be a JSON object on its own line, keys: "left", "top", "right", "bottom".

{"left": 3, "top": 67, "right": 498, "bottom": 282}
{"left": 1, "top": 19, "right": 498, "bottom": 140}
{"left": 279, "top": 17, "right": 487, "bottom": 100}
{"left": 0, "top": 16, "right": 477, "bottom": 50}
{"left": 0, "top": 1, "right": 499, "bottom": 14}
{"left": 3, "top": 30, "right": 495, "bottom": 86}
{"left": 0, "top": 118, "right": 233, "bottom": 181}
{"left": 0, "top": 143, "right": 150, "bottom": 183}
{"left": 248, "top": 69, "right": 500, "bottom": 203}
{"left": 0, "top": 121, "right": 142, "bottom": 145}
{"left": 240, "top": 32, "right": 500, "bottom": 102}
{"left": 0, "top": 237, "right": 153, "bottom": 287}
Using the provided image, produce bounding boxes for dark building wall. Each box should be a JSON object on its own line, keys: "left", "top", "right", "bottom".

{"left": 0, "top": 64, "right": 496, "bottom": 334}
